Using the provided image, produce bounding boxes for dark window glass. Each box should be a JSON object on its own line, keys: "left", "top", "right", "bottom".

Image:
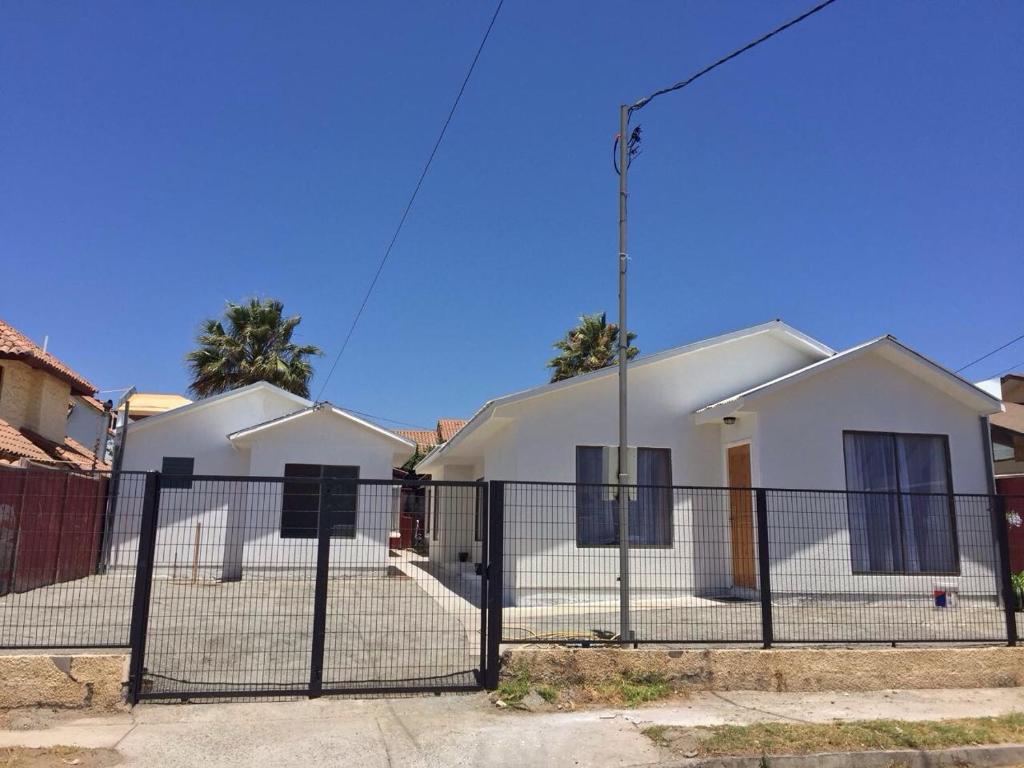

{"left": 281, "top": 463, "right": 359, "bottom": 539}
{"left": 161, "top": 456, "right": 194, "bottom": 490}
{"left": 844, "top": 431, "right": 957, "bottom": 574}
{"left": 575, "top": 446, "right": 672, "bottom": 547}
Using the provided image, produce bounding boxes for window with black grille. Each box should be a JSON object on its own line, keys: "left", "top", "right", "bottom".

{"left": 281, "top": 463, "right": 359, "bottom": 539}
{"left": 160, "top": 456, "right": 195, "bottom": 489}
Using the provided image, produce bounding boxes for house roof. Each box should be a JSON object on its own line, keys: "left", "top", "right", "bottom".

{"left": 992, "top": 402, "right": 1024, "bottom": 436}
{"left": 0, "top": 418, "right": 56, "bottom": 464}
{"left": 227, "top": 402, "right": 416, "bottom": 449}
{"left": 395, "top": 429, "right": 438, "bottom": 451}
{"left": 695, "top": 335, "right": 1003, "bottom": 421}
{"left": 125, "top": 381, "right": 311, "bottom": 436}
{"left": 128, "top": 392, "right": 192, "bottom": 419}
{"left": 416, "top": 320, "right": 833, "bottom": 472}
{"left": 437, "top": 419, "right": 468, "bottom": 442}
{"left": 79, "top": 395, "right": 109, "bottom": 412}
{"left": 0, "top": 417, "right": 110, "bottom": 471}
{"left": 0, "top": 319, "right": 95, "bottom": 395}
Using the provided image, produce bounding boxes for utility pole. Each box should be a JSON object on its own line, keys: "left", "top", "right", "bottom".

{"left": 617, "top": 103, "right": 631, "bottom": 645}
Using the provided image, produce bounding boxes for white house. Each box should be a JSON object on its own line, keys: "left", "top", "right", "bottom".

{"left": 415, "top": 321, "right": 1005, "bottom": 606}
{"left": 108, "top": 382, "right": 415, "bottom": 579}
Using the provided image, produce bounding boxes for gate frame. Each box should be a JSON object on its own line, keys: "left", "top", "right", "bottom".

{"left": 130, "top": 474, "right": 495, "bottom": 701}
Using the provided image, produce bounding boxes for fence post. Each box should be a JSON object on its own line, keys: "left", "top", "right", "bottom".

{"left": 477, "top": 483, "right": 489, "bottom": 683}
{"left": 309, "top": 478, "right": 332, "bottom": 698}
{"left": 755, "top": 488, "right": 774, "bottom": 649}
{"left": 992, "top": 495, "right": 1018, "bottom": 646}
{"left": 484, "top": 481, "right": 504, "bottom": 690}
{"left": 126, "top": 471, "right": 161, "bottom": 705}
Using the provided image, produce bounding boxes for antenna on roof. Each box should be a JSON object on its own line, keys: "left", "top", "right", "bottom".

{"left": 42, "top": 335, "right": 49, "bottom": 353}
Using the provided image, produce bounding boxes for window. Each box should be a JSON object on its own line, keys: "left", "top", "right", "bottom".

{"left": 575, "top": 446, "right": 672, "bottom": 547}
{"left": 161, "top": 457, "right": 195, "bottom": 489}
{"left": 843, "top": 431, "right": 958, "bottom": 574}
{"left": 281, "top": 463, "right": 359, "bottom": 539}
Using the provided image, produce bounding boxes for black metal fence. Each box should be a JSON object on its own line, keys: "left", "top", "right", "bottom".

{"left": 127, "top": 474, "right": 487, "bottom": 701}
{"left": 494, "top": 482, "right": 1022, "bottom": 648}
{"left": 2, "top": 468, "right": 1023, "bottom": 701}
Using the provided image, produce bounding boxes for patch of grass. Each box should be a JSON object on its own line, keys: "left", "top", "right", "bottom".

{"left": 642, "top": 712, "right": 1024, "bottom": 758}
{"left": 496, "top": 669, "right": 532, "bottom": 704}
{"left": 600, "top": 670, "right": 670, "bottom": 707}
{"left": 536, "top": 685, "right": 559, "bottom": 704}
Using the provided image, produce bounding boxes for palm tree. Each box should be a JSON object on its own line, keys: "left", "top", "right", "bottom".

{"left": 547, "top": 312, "right": 638, "bottom": 383}
{"left": 186, "top": 298, "right": 323, "bottom": 398}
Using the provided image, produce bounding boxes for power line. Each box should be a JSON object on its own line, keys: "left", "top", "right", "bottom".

{"left": 315, "top": 0, "right": 504, "bottom": 401}
{"left": 629, "top": 0, "right": 841, "bottom": 115}
{"left": 335, "top": 406, "right": 432, "bottom": 432}
{"left": 956, "top": 331, "right": 1024, "bottom": 373}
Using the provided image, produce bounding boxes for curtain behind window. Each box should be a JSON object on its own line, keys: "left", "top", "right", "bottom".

{"left": 634, "top": 448, "right": 672, "bottom": 546}
{"left": 844, "top": 432, "right": 955, "bottom": 573}
{"left": 844, "top": 433, "right": 903, "bottom": 572}
{"left": 576, "top": 447, "right": 616, "bottom": 545}
{"left": 576, "top": 446, "right": 672, "bottom": 546}
{"left": 895, "top": 435, "right": 955, "bottom": 573}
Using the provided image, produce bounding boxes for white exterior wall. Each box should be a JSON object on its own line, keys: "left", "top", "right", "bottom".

{"left": 105, "top": 387, "right": 411, "bottom": 577}
{"left": 240, "top": 414, "right": 406, "bottom": 571}
{"left": 427, "top": 335, "right": 999, "bottom": 605}
{"left": 750, "top": 351, "right": 997, "bottom": 597}
{"left": 429, "top": 331, "right": 823, "bottom": 603}
{"left": 66, "top": 398, "right": 109, "bottom": 460}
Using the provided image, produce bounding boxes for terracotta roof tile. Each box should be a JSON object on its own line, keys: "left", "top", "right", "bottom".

{"left": 0, "top": 319, "right": 95, "bottom": 395}
{"left": 0, "top": 418, "right": 109, "bottom": 471}
{"left": 437, "top": 419, "right": 468, "bottom": 442}
{"left": 395, "top": 429, "right": 438, "bottom": 451}
{"left": 0, "top": 418, "right": 55, "bottom": 463}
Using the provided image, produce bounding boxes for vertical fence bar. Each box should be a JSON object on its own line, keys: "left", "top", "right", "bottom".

{"left": 309, "top": 478, "right": 332, "bottom": 698}
{"left": 992, "top": 495, "right": 1018, "bottom": 646}
{"left": 484, "top": 481, "right": 504, "bottom": 690}
{"left": 126, "top": 471, "right": 161, "bottom": 705}
{"left": 755, "top": 488, "right": 774, "bottom": 649}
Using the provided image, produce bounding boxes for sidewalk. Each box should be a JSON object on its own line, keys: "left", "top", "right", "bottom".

{"left": 2, "top": 688, "right": 1023, "bottom": 768}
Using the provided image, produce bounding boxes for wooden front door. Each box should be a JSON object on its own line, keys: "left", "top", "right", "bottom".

{"left": 727, "top": 444, "right": 756, "bottom": 590}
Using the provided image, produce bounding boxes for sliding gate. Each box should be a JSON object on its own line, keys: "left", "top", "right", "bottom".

{"left": 126, "top": 473, "right": 491, "bottom": 701}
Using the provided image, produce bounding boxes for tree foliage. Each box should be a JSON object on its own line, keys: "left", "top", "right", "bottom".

{"left": 186, "top": 298, "right": 323, "bottom": 398}
{"left": 547, "top": 312, "right": 638, "bottom": 383}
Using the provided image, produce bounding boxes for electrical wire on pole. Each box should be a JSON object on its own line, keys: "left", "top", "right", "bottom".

{"left": 612, "top": 0, "right": 842, "bottom": 645}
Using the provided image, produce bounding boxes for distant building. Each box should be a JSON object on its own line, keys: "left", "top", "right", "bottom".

{"left": 127, "top": 392, "right": 192, "bottom": 421}
{"left": 0, "top": 318, "right": 109, "bottom": 470}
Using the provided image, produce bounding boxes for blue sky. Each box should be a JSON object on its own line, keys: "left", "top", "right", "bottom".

{"left": 2, "top": 1, "right": 1022, "bottom": 430}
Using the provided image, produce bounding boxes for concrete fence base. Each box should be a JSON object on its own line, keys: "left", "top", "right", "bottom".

{"left": 0, "top": 653, "right": 129, "bottom": 710}
{"left": 503, "top": 646, "right": 1024, "bottom": 692}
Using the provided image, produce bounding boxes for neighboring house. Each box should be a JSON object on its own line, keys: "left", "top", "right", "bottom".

{"left": 66, "top": 394, "right": 115, "bottom": 464}
{"left": 0, "top": 319, "right": 110, "bottom": 471}
{"left": 395, "top": 418, "right": 469, "bottom": 454}
{"left": 108, "top": 381, "right": 415, "bottom": 579}
{"left": 979, "top": 374, "right": 1024, "bottom": 480}
{"left": 416, "top": 320, "right": 1003, "bottom": 605}
{"left": 126, "top": 392, "right": 192, "bottom": 422}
